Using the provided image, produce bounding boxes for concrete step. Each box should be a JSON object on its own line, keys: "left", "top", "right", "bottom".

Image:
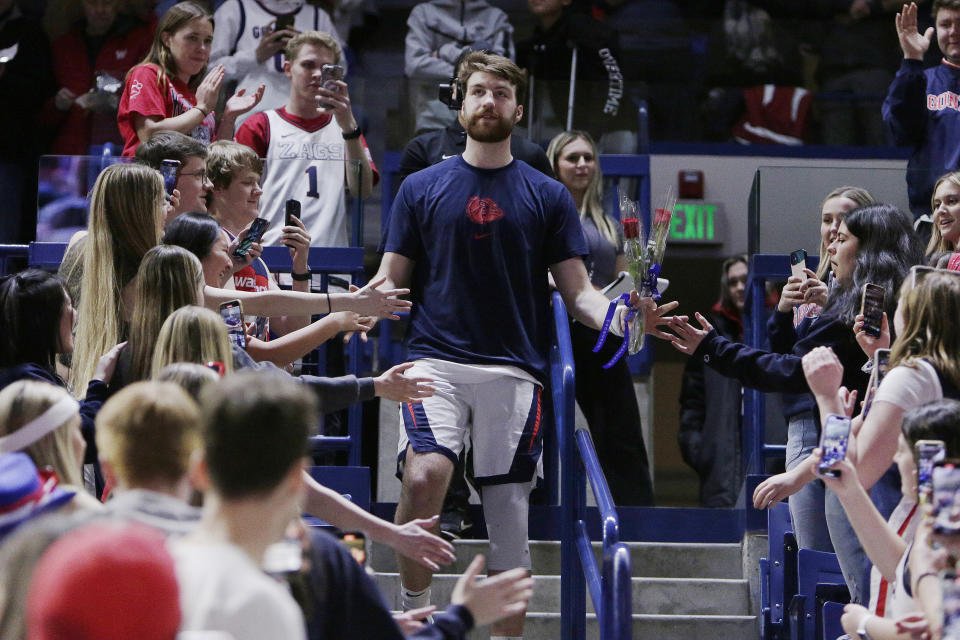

{"left": 462, "top": 612, "right": 758, "bottom": 640}
{"left": 374, "top": 572, "right": 750, "bottom": 616}
{"left": 371, "top": 539, "right": 744, "bottom": 579}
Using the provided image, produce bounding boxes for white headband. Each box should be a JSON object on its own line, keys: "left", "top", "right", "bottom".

{"left": 0, "top": 396, "right": 80, "bottom": 454}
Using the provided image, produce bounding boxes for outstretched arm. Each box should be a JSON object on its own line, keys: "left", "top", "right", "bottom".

{"left": 301, "top": 471, "right": 455, "bottom": 570}
{"left": 550, "top": 256, "right": 677, "bottom": 338}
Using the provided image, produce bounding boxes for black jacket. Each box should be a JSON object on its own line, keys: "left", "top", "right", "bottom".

{"left": 678, "top": 304, "right": 743, "bottom": 508}
{"left": 0, "top": 363, "right": 107, "bottom": 465}
{"left": 398, "top": 122, "right": 553, "bottom": 184}
{"left": 305, "top": 528, "right": 473, "bottom": 640}
{"left": 516, "top": 7, "right": 636, "bottom": 137}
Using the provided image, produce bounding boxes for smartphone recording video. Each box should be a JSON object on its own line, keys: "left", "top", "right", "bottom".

{"left": 232, "top": 217, "right": 269, "bottom": 258}
{"left": 219, "top": 299, "right": 246, "bottom": 350}
{"left": 275, "top": 14, "right": 295, "bottom": 31}
{"left": 319, "top": 64, "right": 345, "bottom": 109}
{"left": 160, "top": 159, "right": 180, "bottom": 197}
{"left": 790, "top": 249, "right": 807, "bottom": 281}
{"left": 285, "top": 199, "right": 301, "bottom": 227}
{"left": 860, "top": 283, "right": 885, "bottom": 339}
{"left": 917, "top": 440, "right": 947, "bottom": 504}
{"left": 933, "top": 461, "right": 960, "bottom": 535}
{"left": 817, "top": 414, "right": 852, "bottom": 478}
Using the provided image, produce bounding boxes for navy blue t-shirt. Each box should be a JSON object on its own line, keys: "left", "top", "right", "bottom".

{"left": 382, "top": 155, "right": 588, "bottom": 383}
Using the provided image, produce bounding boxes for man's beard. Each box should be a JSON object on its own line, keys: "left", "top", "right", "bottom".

{"left": 463, "top": 109, "right": 515, "bottom": 143}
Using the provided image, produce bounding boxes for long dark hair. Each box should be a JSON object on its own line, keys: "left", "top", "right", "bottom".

{"left": 0, "top": 270, "right": 68, "bottom": 371}
{"left": 162, "top": 212, "right": 220, "bottom": 260}
{"left": 820, "top": 204, "right": 924, "bottom": 326}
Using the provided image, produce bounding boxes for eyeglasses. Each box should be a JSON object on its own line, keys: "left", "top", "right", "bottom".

{"left": 180, "top": 169, "right": 207, "bottom": 181}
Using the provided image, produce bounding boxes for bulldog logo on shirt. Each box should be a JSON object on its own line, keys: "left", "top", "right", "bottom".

{"left": 466, "top": 196, "right": 504, "bottom": 239}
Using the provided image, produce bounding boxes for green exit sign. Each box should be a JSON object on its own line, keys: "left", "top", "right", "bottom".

{"left": 669, "top": 202, "right": 723, "bottom": 245}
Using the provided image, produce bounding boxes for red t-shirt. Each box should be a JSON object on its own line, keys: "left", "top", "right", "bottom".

{"left": 117, "top": 63, "right": 216, "bottom": 156}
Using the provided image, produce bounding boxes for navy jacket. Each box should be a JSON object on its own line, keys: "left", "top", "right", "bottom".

{"left": 883, "top": 58, "right": 960, "bottom": 217}
{"left": 0, "top": 363, "right": 107, "bottom": 464}
{"left": 692, "top": 310, "right": 868, "bottom": 429}
{"left": 305, "top": 528, "right": 473, "bottom": 640}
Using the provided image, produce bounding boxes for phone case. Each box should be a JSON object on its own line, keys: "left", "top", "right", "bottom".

{"left": 917, "top": 440, "right": 947, "bottom": 504}
{"left": 932, "top": 462, "right": 960, "bottom": 535}
{"left": 817, "top": 414, "right": 851, "bottom": 478}
{"left": 860, "top": 283, "right": 884, "bottom": 338}
{"left": 790, "top": 250, "right": 806, "bottom": 280}
{"left": 220, "top": 301, "right": 246, "bottom": 350}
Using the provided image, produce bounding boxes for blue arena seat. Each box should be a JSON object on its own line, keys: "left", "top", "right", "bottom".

{"left": 821, "top": 600, "right": 846, "bottom": 640}
{"left": 788, "top": 548, "right": 847, "bottom": 640}
{"left": 761, "top": 501, "right": 796, "bottom": 640}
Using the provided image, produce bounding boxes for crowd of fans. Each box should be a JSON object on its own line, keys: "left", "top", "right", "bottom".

{"left": 4, "top": 0, "right": 960, "bottom": 638}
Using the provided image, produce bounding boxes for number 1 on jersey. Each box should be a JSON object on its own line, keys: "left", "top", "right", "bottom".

{"left": 305, "top": 165, "right": 320, "bottom": 198}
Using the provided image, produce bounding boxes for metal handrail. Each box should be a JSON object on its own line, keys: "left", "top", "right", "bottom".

{"left": 554, "top": 292, "right": 632, "bottom": 640}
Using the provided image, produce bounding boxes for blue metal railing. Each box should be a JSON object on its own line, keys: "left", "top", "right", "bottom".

{"left": 553, "top": 292, "right": 632, "bottom": 640}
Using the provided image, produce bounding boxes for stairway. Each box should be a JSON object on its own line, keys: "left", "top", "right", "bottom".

{"left": 371, "top": 538, "right": 758, "bottom": 640}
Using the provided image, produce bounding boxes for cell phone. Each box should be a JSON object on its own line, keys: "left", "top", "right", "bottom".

{"left": 933, "top": 460, "right": 960, "bottom": 535}
{"left": 860, "top": 283, "right": 885, "bottom": 339}
{"left": 275, "top": 14, "right": 295, "bottom": 31}
{"left": 917, "top": 440, "right": 947, "bottom": 504}
{"left": 861, "top": 348, "right": 891, "bottom": 419}
{"left": 943, "top": 570, "right": 960, "bottom": 639}
{"left": 337, "top": 531, "right": 366, "bottom": 566}
{"left": 817, "top": 414, "right": 852, "bottom": 478}
{"left": 219, "top": 299, "right": 246, "bottom": 350}
{"left": 160, "top": 159, "right": 180, "bottom": 197}
{"left": 232, "top": 217, "right": 269, "bottom": 258}
{"left": 790, "top": 249, "right": 807, "bottom": 281}
{"left": 285, "top": 199, "right": 301, "bottom": 227}
{"left": 319, "top": 64, "right": 345, "bottom": 109}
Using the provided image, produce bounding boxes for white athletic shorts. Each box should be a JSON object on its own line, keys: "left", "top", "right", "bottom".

{"left": 396, "top": 359, "right": 544, "bottom": 486}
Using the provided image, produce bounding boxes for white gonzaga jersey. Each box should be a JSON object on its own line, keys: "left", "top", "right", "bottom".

{"left": 211, "top": 0, "right": 340, "bottom": 127}
{"left": 258, "top": 109, "right": 348, "bottom": 248}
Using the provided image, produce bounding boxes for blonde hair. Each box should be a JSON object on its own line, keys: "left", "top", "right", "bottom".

{"left": 127, "top": 245, "right": 206, "bottom": 383}
{"left": 155, "top": 363, "right": 219, "bottom": 401}
{"left": 0, "top": 381, "right": 83, "bottom": 487}
{"left": 928, "top": 171, "right": 960, "bottom": 257}
{"left": 134, "top": 1, "right": 212, "bottom": 92}
{"left": 284, "top": 29, "right": 343, "bottom": 65}
{"left": 206, "top": 140, "right": 263, "bottom": 190}
{"left": 70, "top": 163, "right": 164, "bottom": 397}
{"left": 889, "top": 271, "right": 960, "bottom": 390}
{"left": 95, "top": 381, "right": 201, "bottom": 489}
{"left": 816, "top": 186, "right": 875, "bottom": 280}
{"left": 546, "top": 130, "right": 617, "bottom": 246}
{"left": 151, "top": 306, "right": 234, "bottom": 378}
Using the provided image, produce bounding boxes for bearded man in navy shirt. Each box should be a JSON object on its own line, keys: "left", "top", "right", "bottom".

{"left": 374, "top": 51, "right": 676, "bottom": 639}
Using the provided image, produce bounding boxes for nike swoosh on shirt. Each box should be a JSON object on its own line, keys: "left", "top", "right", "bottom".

{"left": 442, "top": 154, "right": 456, "bottom": 159}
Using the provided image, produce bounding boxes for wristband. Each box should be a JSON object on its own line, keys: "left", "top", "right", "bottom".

{"left": 195, "top": 105, "right": 210, "bottom": 117}
{"left": 341, "top": 125, "right": 362, "bottom": 140}
{"left": 291, "top": 270, "right": 312, "bottom": 282}
{"left": 326, "top": 291, "right": 332, "bottom": 314}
